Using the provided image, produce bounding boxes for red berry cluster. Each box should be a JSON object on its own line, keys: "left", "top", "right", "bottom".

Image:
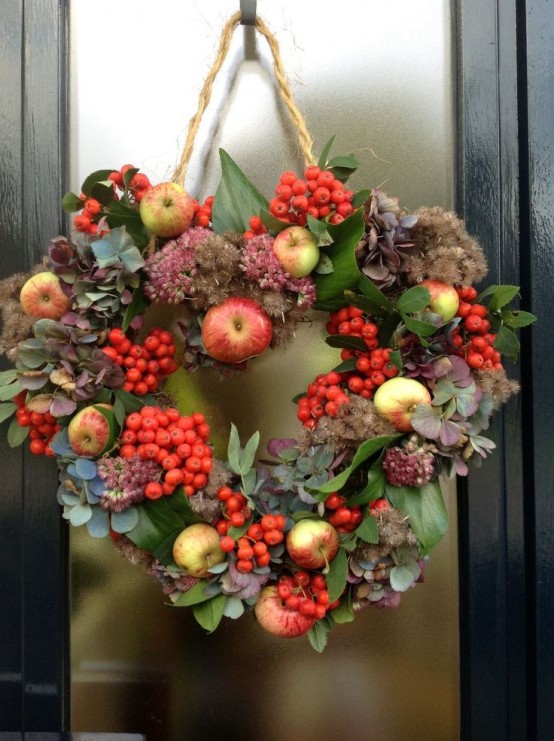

{"left": 73, "top": 164, "right": 152, "bottom": 234}
{"left": 324, "top": 492, "right": 362, "bottom": 533}
{"left": 296, "top": 371, "right": 350, "bottom": 430}
{"left": 243, "top": 167, "right": 356, "bottom": 239}
{"left": 13, "top": 392, "right": 60, "bottom": 457}
{"left": 452, "top": 286, "right": 503, "bottom": 370}
{"left": 369, "top": 498, "right": 391, "bottom": 517}
{"left": 102, "top": 327, "right": 178, "bottom": 395}
{"left": 276, "top": 572, "right": 336, "bottom": 620}
{"left": 216, "top": 506, "right": 287, "bottom": 573}
{"left": 192, "top": 195, "right": 214, "bottom": 228}
{"left": 119, "top": 406, "right": 212, "bottom": 499}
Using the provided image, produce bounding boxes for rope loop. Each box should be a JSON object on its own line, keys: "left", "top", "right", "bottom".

{"left": 172, "top": 12, "right": 315, "bottom": 187}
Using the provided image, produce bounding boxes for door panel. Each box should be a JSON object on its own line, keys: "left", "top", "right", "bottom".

{"left": 69, "top": 2, "right": 458, "bottom": 739}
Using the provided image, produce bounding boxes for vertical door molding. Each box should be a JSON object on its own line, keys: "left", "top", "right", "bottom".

{"left": 0, "top": 0, "right": 69, "bottom": 732}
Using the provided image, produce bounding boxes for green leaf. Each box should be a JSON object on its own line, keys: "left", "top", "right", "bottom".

{"left": 342, "top": 291, "right": 383, "bottom": 316}
{"left": 259, "top": 209, "right": 291, "bottom": 235}
{"left": 0, "top": 402, "right": 17, "bottom": 424}
{"left": 91, "top": 181, "right": 115, "bottom": 206}
{"left": 377, "top": 312, "right": 403, "bottom": 346}
{"left": 327, "top": 153, "right": 359, "bottom": 170}
{"left": 314, "top": 254, "right": 334, "bottom": 274}
{"left": 307, "top": 620, "right": 330, "bottom": 652}
{"left": 488, "top": 285, "right": 520, "bottom": 312}
{"left": 355, "top": 511, "right": 379, "bottom": 543}
{"left": 314, "top": 435, "right": 400, "bottom": 495}
{"left": 93, "top": 404, "right": 119, "bottom": 452}
{"left": 386, "top": 480, "right": 448, "bottom": 554}
{"left": 306, "top": 213, "right": 332, "bottom": 241}
{"left": 330, "top": 597, "right": 355, "bottom": 624}
{"left": 502, "top": 310, "right": 537, "bottom": 329}
{"left": 331, "top": 358, "right": 358, "bottom": 374}
{"left": 122, "top": 167, "right": 140, "bottom": 189}
{"left": 173, "top": 580, "right": 212, "bottom": 607}
{"left": 313, "top": 209, "right": 365, "bottom": 303}
{"left": 113, "top": 388, "right": 145, "bottom": 413}
{"left": 0, "top": 382, "right": 23, "bottom": 402}
{"left": 122, "top": 285, "right": 150, "bottom": 333}
{"left": 494, "top": 325, "right": 520, "bottom": 360}
{"left": 401, "top": 315, "right": 438, "bottom": 337}
{"left": 127, "top": 491, "right": 199, "bottom": 553}
{"left": 327, "top": 548, "right": 348, "bottom": 602}
{"left": 193, "top": 594, "right": 227, "bottom": 632}
{"left": 389, "top": 349, "right": 403, "bottom": 370}
{"left": 357, "top": 274, "right": 394, "bottom": 313}
{"left": 240, "top": 430, "right": 260, "bottom": 474}
{"left": 211, "top": 149, "right": 269, "bottom": 235}
{"left": 104, "top": 202, "right": 149, "bottom": 248}
{"left": 227, "top": 423, "right": 242, "bottom": 475}
{"left": 317, "top": 135, "right": 336, "bottom": 168}
{"left": 325, "top": 334, "right": 368, "bottom": 352}
{"left": 351, "top": 189, "right": 371, "bottom": 208}
{"left": 228, "top": 521, "right": 251, "bottom": 540}
{"left": 396, "top": 286, "right": 431, "bottom": 314}
{"left": 81, "top": 169, "right": 115, "bottom": 198}
{"left": 113, "top": 396, "right": 126, "bottom": 427}
{"left": 0, "top": 370, "right": 18, "bottom": 384}
{"left": 347, "top": 460, "right": 386, "bottom": 506}
{"left": 61, "top": 191, "right": 84, "bottom": 213}
{"left": 7, "top": 416, "right": 29, "bottom": 447}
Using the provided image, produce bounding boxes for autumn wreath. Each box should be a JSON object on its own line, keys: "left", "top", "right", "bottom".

{"left": 0, "top": 14, "right": 535, "bottom": 651}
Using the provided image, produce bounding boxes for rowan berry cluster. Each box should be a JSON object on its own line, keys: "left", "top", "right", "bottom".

{"left": 452, "top": 286, "right": 503, "bottom": 370}
{"left": 191, "top": 195, "right": 214, "bottom": 228}
{"left": 118, "top": 406, "right": 212, "bottom": 499}
{"left": 324, "top": 492, "right": 362, "bottom": 533}
{"left": 102, "top": 327, "right": 178, "bottom": 395}
{"left": 296, "top": 371, "right": 350, "bottom": 429}
{"left": 73, "top": 164, "right": 152, "bottom": 234}
{"left": 243, "top": 167, "right": 356, "bottom": 239}
{"left": 276, "top": 572, "right": 336, "bottom": 619}
{"left": 13, "top": 392, "right": 61, "bottom": 457}
{"left": 369, "top": 498, "right": 391, "bottom": 517}
{"left": 216, "top": 503, "right": 287, "bottom": 573}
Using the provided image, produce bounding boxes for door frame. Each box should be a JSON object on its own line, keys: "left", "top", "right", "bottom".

{"left": 0, "top": 1, "right": 552, "bottom": 737}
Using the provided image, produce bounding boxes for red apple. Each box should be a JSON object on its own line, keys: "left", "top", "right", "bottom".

{"left": 420, "top": 279, "right": 460, "bottom": 322}
{"left": 173, "top": 523, "right": 225, "bottom": 578}
{"left": 201, "top": 297, "right": 273, "bottom": 364}
{"left": 286, "top": 519, "right": 340, "bottom": 570}
{"left": 373, "top": 377, "right": 432, "bottom": 432}
{"left": 273, "top": 226, "right": 320, "bottom": 278}
{"left": 67, "top": 403, "right": 114, "bottom": 457}
{"left": 19, "top": 271, "right": 70, "bottom": 320}
{"left": 254, "top": 586, "right": 315, "bottom": 638}
{"left": 139, "top": 182, "right": 194, "bottom": 237}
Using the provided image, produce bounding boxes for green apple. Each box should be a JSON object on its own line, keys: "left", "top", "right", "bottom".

{"left": 273, "top": 226, "right": 320, "bottom": 278}
{"left": 172, "top": 523, "right": 225, "bottom": 577}
{"left": 373, "top": 377, "right": 432, "bottom": 432}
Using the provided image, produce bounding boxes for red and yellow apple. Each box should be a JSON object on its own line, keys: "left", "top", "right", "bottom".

{"left": 172, "top": 523, "right": 225, "bottom": 578}
{"left": 420, "top": 279, "right": 459, "bottom": 322}
{"left": 286, "top": 519, "right": 340, "bottom": 570}
{"left": 19, "top": 271, "right": 70, "bottom": 320}
{"left": 254, "top": 585, "right": 315, "bottom": 637}
{"left": 273, "top": 226, "right": 320, "bottom": 278}
{"left": 201, "top": 297, "right": 273, "bottom": 364}
{"left": 139, "top": 182, "right": 194, "bottom": 237}
{"left": 373, "top": 377, "right": 432, "bottom": 432}
{"left": 67, "top": 403, "right": 114, "bottom": 457}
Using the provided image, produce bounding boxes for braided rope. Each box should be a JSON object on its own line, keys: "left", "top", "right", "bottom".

{"left": 172, "top": 11, "right": 315, "bottom": 187}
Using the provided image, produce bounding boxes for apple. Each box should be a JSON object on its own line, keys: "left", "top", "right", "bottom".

{"left": 139, "top": 182, "right": 194, "bottom": 237}
{"left": 254, "top": 586, "right": 315, "bottom": 638}
{"left": 286, "top": 519, "right": 340, "bottom": 570}
{"left": 173, "top": 523, "right": 225, "bottom": 578}
{"left": 201, "top": 297, "right": 273, "bottom": 364}
{"left": 373, "top": 377, "right": 432, "bottom": 432}
{"left": 273, "top": 226, "right": 320, "bottom": 278}
{"left": 67, "top": 403, "right": 114, "bottom": 457}
{"left": 19, "top": 271, "right": 70, "bottom": 320}
{"left": 420, "top": 279, "right": 459, "bottom": 322}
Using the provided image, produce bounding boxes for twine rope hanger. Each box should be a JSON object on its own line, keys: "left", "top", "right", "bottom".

{"left": 172, "top": 10, "right": 315, "bottom": 188}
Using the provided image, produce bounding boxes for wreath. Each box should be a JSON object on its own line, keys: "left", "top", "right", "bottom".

{"left": 0, "top": 14, "right": 535, "bottom": 651}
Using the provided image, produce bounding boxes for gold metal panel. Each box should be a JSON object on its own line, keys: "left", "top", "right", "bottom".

{"left": 70, "top": 2, "right": 458, "bottom": 738}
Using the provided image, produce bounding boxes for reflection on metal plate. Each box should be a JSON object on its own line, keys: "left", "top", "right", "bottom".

{"left": 70, "top": 1, "right": 458, "bottom": 739}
